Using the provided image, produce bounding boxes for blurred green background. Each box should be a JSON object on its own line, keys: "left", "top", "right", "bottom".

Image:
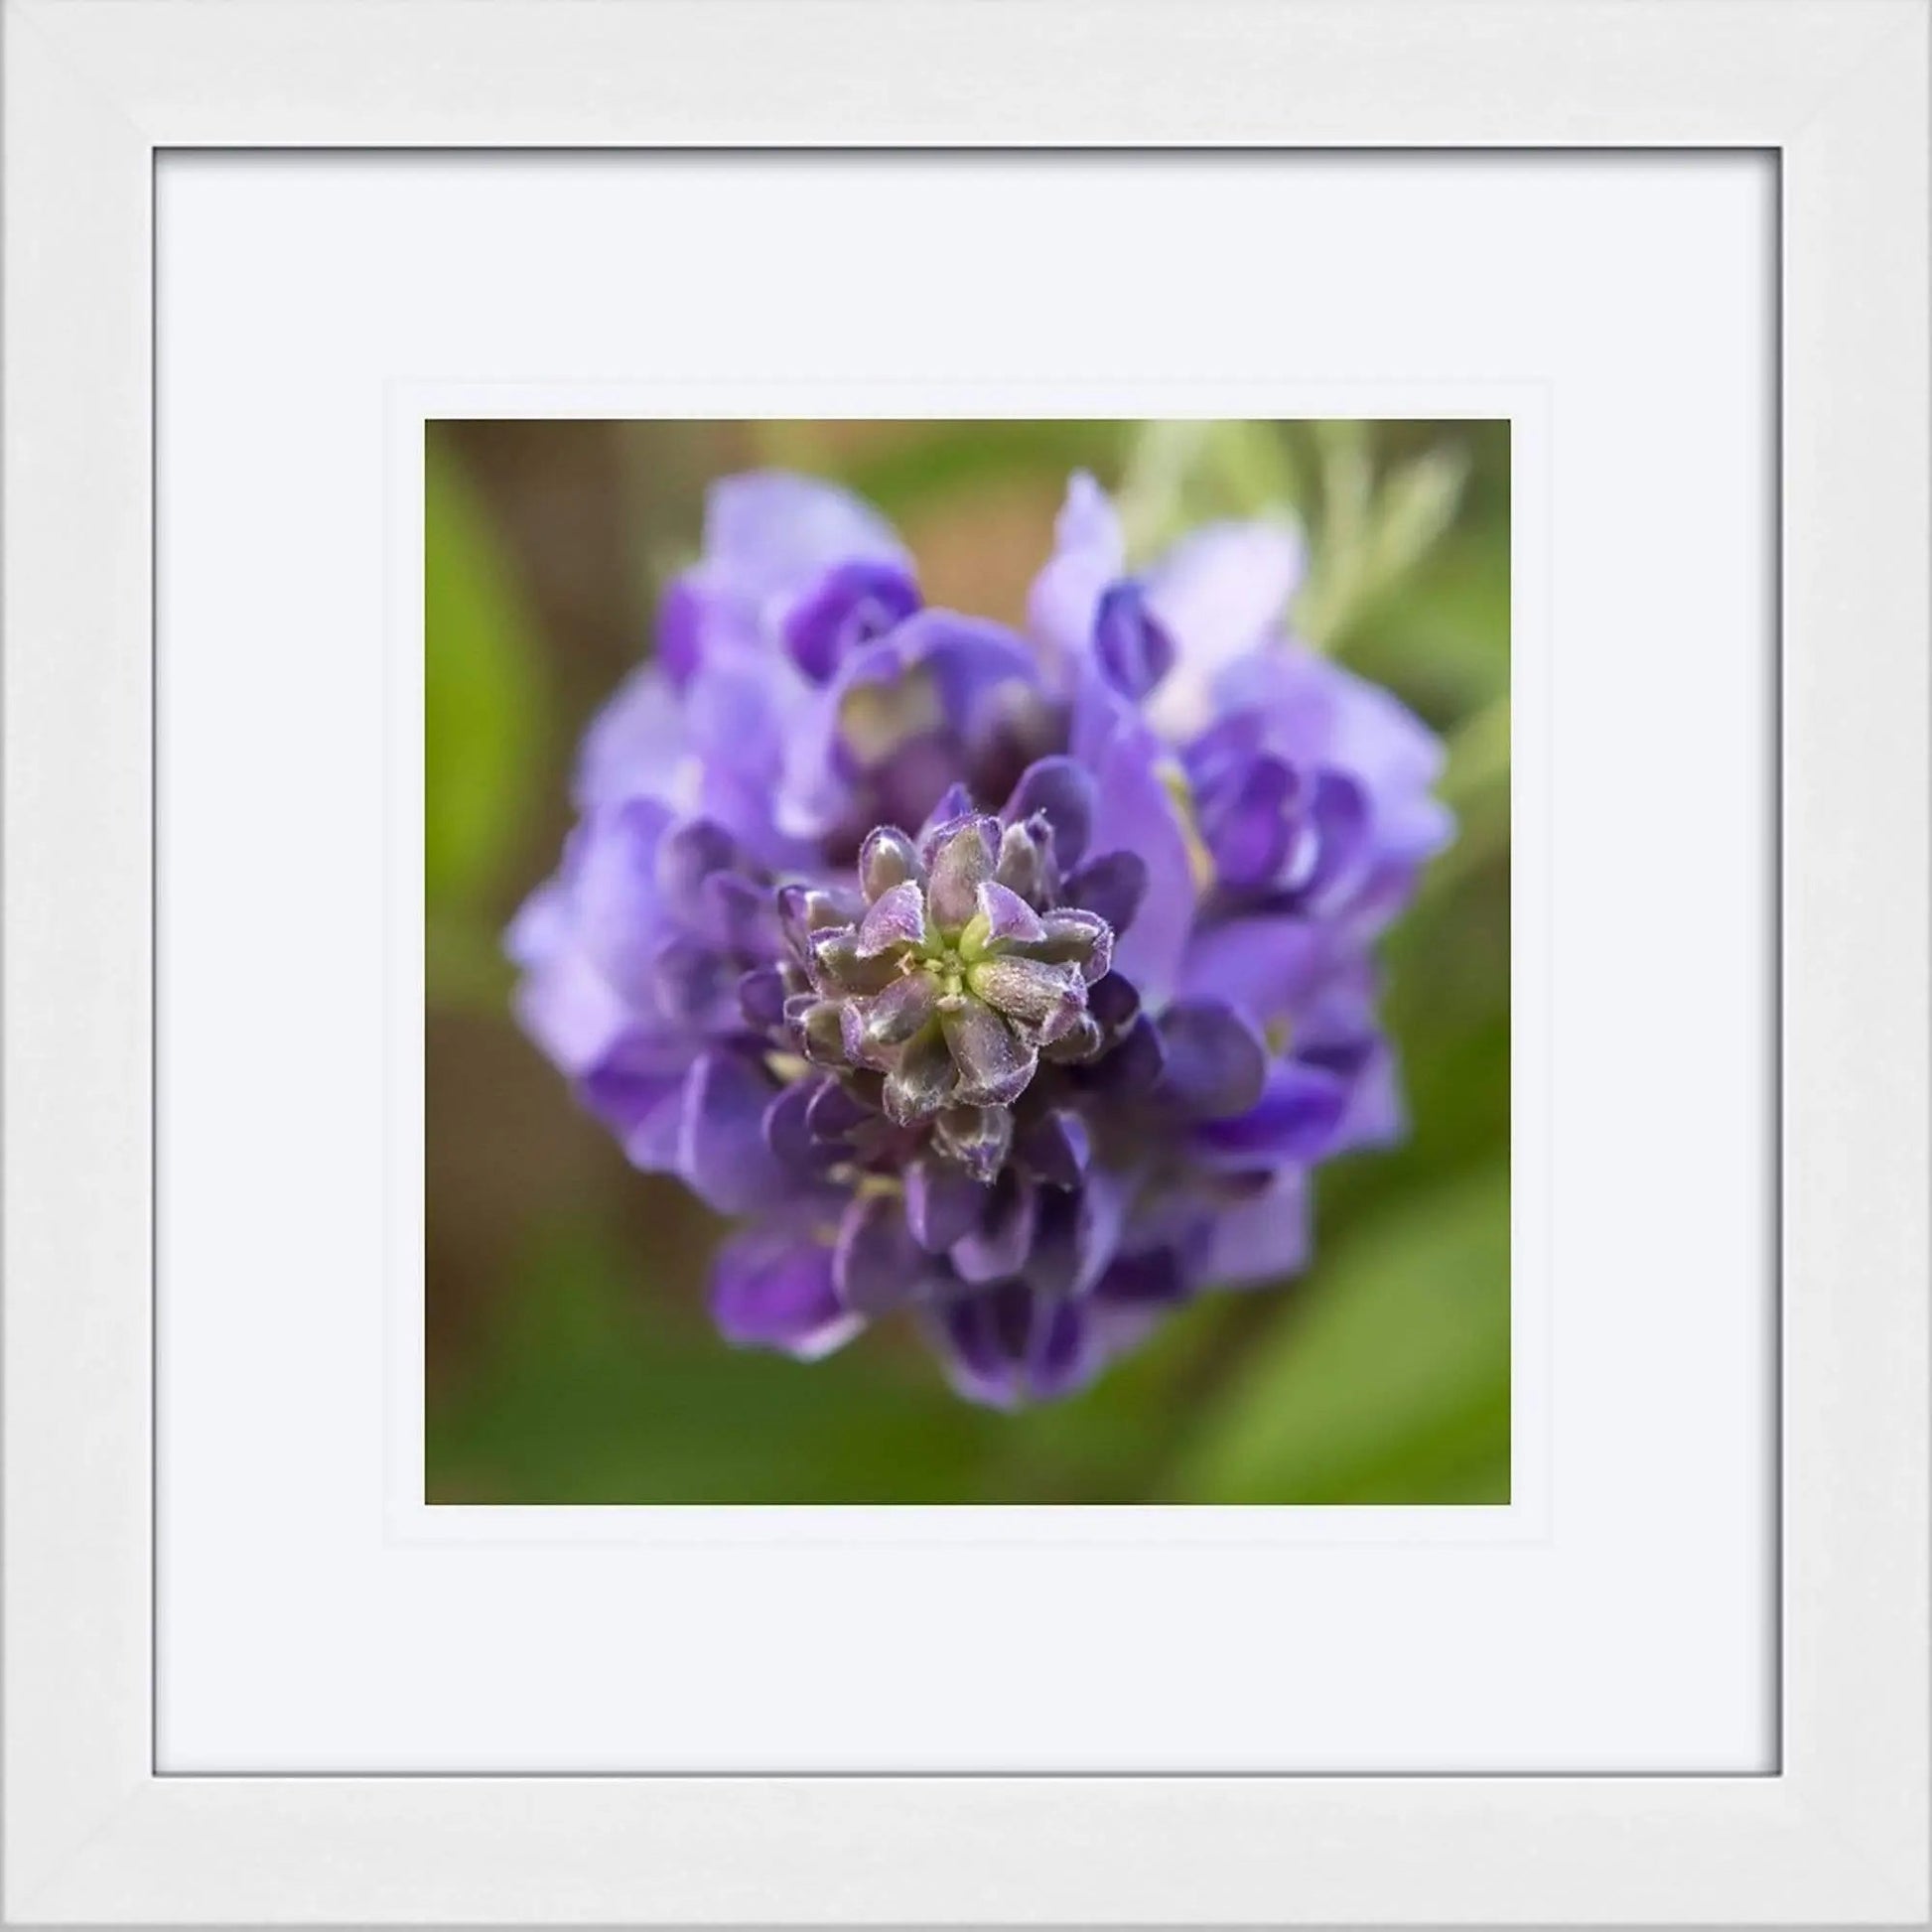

{"left": 426, "top": 420, "right": 1510, "bottom": 1504}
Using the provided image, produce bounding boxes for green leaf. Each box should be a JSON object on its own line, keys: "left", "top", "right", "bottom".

{"left": 424, "top": 437, "right": 547, "bottom": 923}
{"left": 1158, "top": 1167, "right": 1511, "bottom": 1504}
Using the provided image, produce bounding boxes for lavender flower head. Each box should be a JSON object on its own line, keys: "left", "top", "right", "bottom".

{"left": 508, "top": 471, "right": 1452, "bottom": 1405}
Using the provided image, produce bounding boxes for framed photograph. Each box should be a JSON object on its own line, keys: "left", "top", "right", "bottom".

{"left": 4, "top": 2, "right": 1926, "bottom": 1924}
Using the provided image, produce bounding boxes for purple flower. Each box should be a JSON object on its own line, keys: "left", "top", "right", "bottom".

{"left": 509, "top": 469, "right": 1452, "bottom": 1406}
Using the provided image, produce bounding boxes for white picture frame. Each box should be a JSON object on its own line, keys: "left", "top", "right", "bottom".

{"left": 3, "top": 1, "right": 1926, "bottom": 1923}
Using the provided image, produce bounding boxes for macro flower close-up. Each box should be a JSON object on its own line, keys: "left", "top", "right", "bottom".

{"left": 505, "top": 463, "right": 1454, "bottom": 1407}
{"left": 427, "top": 419, "right": 1510, "bottom": 1502}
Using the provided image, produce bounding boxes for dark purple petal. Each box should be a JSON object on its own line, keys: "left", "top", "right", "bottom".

{"left": 1204, "top": 754, "right": 1298, "bottom": 891}
{"left": 1193, "top": 1060, "right": 1352, "bottom": 1165}
{"left": 1293, "top": 768, "right": 1372, "bottom": 901}
{"left": 1084, "top": 971, "right": 1141, "bottom": 1035}
{"left": 917, "top": 782, "right": 976, "bottom": 841}
{"left": 1157, "top": 1000, "right": 1270, "bottom": 1119}
{"left": 577, "top": 1028, "right": 690, "bottom": 1155}
{"left": 1027, "top": 1300, "right": 1094, "bottom": 1397}
{"left": 858, "top": 824, "right": 923, "bottom": 901}
{"left": 648, "top": 934, "right": 739, "bottom": 1033}
{"left": 1002, "top": 756, "right": 1095, "bottom": 868}
{"left": 1182, "top": 709, "right": 1269, "bottom": 792}
{"left": 1015, "top": 1109, "right": 1091, "bottom": 1189}
{"left": 782, "top": 560, "right": 921, "bottom": 683}
{"left": 1092, "top": 580, "right": 1176, "bottom": 700}
{"left": 951, "top": 1175, "right": 1039, "bottom": 1285}
{"left": 653, "top": 817, "right": 744, "bottom": 918}
{"left": 1084, "top": 1011, "right": 1167, "bottom": 1096}
{"left": 696, "top": 869, "right": 777, "bottom": 956}
{"left": 673, "top": 1048, "right": 785, "bottom": 1212}
{"left": 738, "top": 964, "right": 791, "bottom": 1032}
{"left": 761, "top": 1078, "right": 834, "bottom": 1172}
{"left": 1063, "top": 850, "right": 1149, "bottom": 936}
{"left": 1023, "top": 1166, "right": 1131, "bottom": 1301}
{"left": 655, "top": 575, "right": 706, "bottom": 688}
{"left": 710, "top": 1231, "right": 854, "bottom": 1358}
{"left": 939, "top": 998, "right": 1037, "bottom": 1106}
{"left": 833, "top": 1192, "right": 928, "bottom": 1315}
{"left": 804, "top": 1077, "right": 874, "bottom": 1144}
{"left": 1093, "top": 1247, "right": 1191, "bottom": 1307}
{"left": 904, "top": 1154, "right": 988, "bottom": 1253}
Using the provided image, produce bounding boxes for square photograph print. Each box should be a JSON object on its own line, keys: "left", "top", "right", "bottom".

{"left": 424, "top": 419, "right": 1509, "bottom": 1504}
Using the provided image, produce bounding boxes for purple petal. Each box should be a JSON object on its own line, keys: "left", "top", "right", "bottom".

{"left": 761, "top": 1078, "right": 835, "bottom": 1173}
{"left": 905, "top": 1154, "right": 989, "bottom": 1253}
{"left": 577, "top": 1029, "right": 692, "bottom": 1159}
{"left": 1027, "top": 472, "right": 1126, "bottom": 668}
{"left": 674, "top": 1048, "right": 785, "bottom": 1212}
{"left": 710, "top": 1231, "right": 857, "bottom": 1360}
{"left": 1142, "top": 519, "right": 1306, "bottom": 731}
{"left": 833, "top": 1192, "right": 928, "bottom": 1315}
{"left": 653, "top": 817, "right": 744, "bottom": 921}
{"left": 1027, "top": 1300, "right": 1097, "bottom": 1399}
{"left": 1203, "top": 755, "right": 1298, "bottom": 891}
{"left": 574, "top": 666, "right": 690, "bottom": 810}
{"left": 695, "top": 869, "right": 777, "bottom": 956}
{"left": 1177, "top": 914, "right": 1333, "bottom": 1033}
{"left": 1063, "top": 850, "right": 1149, "bottom": 936}
{"left": 1016, "top": 1109, "right": 1091, "bottom": 1189}
{"left": 648, "top": 934, "right": 740, "bottom": 1033}
{"left": 1093, "top": 1247, "right": 1191, "bottom": 1307}
{"left": 1002, "top": 756, "right": 1095, "bottom": 868}
{"left": 1092, "top": 580, "right": 1177, "bottom": 700}
{"left": 1072, "top": 705, "right": 1195, "bottom": 1005}
{"left": 1084, "top": 970, "right": 1141, "bottom": 1035}
{"left": 782, "top": 559, "right": 920, "bottom": 684}
{"left": 1193, "top": 1059, "right": 1352, "bottom": 1166}
{"left": 1157, "top": 1000, "right": 1270, "bottom": 1119}
{"left": 1201, "top": 1170, "right": 1311, "bottom": 1288}
{"left": 951, "top": 1176, "right": 1039, "bottom": 1285}
{"left": 705, "top": 471, "right": 910, "bottom": 595}
{"left": 738, "top": 964, "right": 791, "bottom": 1032}
{"left": 917, "top": 782, "right": 976, "bottom": 842}
{"left": 804, "top": 1076, "right": 874, "bottom": 1144}
{"left": 1084, "top": 1011, "right": 1167, "bottom": 1097}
